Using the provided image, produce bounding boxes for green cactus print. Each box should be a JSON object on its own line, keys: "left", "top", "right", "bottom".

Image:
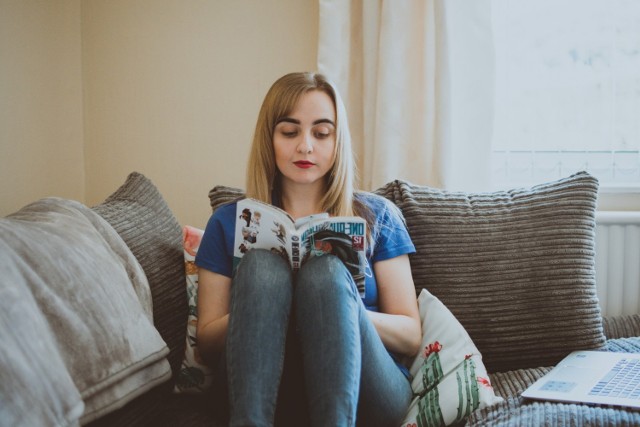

{"left": 416, "top": 342, "right": 445, "bottom": 427}
{"left": 421, "top": 342, "right": 444, "bottom": 392}
{"left": 455, "top": 356, "right": 480, "bottom": 422}
{"left": 417, "top": 388, "right": 445, "bottom": 427}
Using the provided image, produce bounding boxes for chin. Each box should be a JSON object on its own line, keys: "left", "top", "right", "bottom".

{"left": 282, "top": 174, "right": 325, "bottom": 187}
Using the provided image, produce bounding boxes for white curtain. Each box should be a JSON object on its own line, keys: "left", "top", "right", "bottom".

{"left": 318, "top": 0, "right": 495, "bottom": 192}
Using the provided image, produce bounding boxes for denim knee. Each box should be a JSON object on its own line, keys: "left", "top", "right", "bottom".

{"left": 296, "top": 254, "right": 358, "bottom": 301}
{"left": 234, "top": 249, "right": 292, "bottom": 298}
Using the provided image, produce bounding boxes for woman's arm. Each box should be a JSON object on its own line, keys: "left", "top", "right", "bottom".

{"left": 196, "top": 268, "right": 232, "bottom": 366}
{"left": 368, "top": 254, "right": 422, "bottom": 357}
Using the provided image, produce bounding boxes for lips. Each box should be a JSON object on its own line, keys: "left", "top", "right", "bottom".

{"left": 293, "top": 161, "right": 315, "bottom": 169}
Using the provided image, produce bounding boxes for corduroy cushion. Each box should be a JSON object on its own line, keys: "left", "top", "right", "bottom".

{"left": 375, "top": 172, "right": 606, "bottom": 373}
{"left": 90, "top": 172, "right": 187, "bottom": 426}
{"left": 208, "top": 185, "right": 244, "bottom": 212}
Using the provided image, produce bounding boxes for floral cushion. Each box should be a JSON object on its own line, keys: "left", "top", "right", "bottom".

{"left": 401, "top": 289, "right": 502, "bottom": 427}
{"left": 173, "top": 226, "right": 215, "bottom": 393}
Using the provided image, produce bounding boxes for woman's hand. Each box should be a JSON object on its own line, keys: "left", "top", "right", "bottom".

{"left": 196, "top": 268, "right": 232, "bottom": 366}
{"left": 368, "top": 254, "right": 422, "bottom": 357}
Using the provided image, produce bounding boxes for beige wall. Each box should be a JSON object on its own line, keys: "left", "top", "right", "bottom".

{"left": 82, "top": 0, "right": 319, "bottom": 227}
{"left": 1, "top": 0, "right": 318, "bottom": 227}
{"left": 0, "top": 0, "right": 85, "bottom": 216}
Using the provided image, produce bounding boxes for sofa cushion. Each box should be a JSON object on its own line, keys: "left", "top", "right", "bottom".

{"left": 375, "top": 172, "right": 606, "bottom": 373}
{"left": 208, "top": 185, "right": 244, "bottom": 212}
{"left": 93, "top": 172, "right": 187, "bottom": 375}
{"left": 401, "top": 289, "right": 502, "bottom": 426}
{"left": 0, "top": 197, "right": 172, "bottom": 425}
{"left": 0, "top": 242, "right": 85, "bottom": 427}
{"left": 90, "top": 172, "right": 187, "bottom": 426}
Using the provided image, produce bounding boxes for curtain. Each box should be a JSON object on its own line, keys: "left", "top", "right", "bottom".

{"left": 318, "top": 0, "right": 495, "bottom": 191}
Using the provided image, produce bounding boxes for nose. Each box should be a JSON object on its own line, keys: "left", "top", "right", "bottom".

{"left": 297, "top": 133, "right": 313, "bottom": 154}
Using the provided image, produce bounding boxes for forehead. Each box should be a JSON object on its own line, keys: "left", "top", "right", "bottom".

{"left": 287, "top": 90, "right": 335, "bottom": 120}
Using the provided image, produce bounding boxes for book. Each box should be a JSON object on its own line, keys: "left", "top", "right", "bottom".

{"left": 233, "top": 198, "right": 368, "bottom": 297}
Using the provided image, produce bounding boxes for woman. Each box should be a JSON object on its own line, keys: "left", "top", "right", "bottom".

{"left": 195, "top": 72, "right": 421, "bottom": 426}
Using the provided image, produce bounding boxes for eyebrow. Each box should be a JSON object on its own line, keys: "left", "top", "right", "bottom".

{"left": 276, "top": 118, "right": 336, "bottom": 126}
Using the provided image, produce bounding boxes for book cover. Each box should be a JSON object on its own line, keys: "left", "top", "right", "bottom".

{"left": 233, "top": 198, "right": 368, "bottom": 296}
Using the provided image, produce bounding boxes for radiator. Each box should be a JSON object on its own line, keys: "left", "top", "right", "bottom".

{"left": 595, "top": 212, "right": 640, "bottom": 317}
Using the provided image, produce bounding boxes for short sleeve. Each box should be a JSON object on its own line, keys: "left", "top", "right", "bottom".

{"left": 369, "top": 196, "right": 415, "bottom": 263}
{"left": 195, "top": 203, "right": 236, "bottom": 277}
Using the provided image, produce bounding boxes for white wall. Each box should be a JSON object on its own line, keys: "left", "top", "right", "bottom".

{"left": 1, "top": 0, "right": 318, "bottom": 228}
{"left": 0, "top": 0, "right": 85, "bottom": 215}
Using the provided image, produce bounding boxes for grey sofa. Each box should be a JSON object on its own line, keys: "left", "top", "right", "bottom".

{"left": 2, "top": 171, "right": 639, "bottom": 427}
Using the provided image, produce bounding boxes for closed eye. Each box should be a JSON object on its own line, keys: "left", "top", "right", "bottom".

{"left": 313, "top": 125, "right": 334, "bottom": 139}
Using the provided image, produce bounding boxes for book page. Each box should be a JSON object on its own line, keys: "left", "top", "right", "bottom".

{"left": 233, "top": 199, "right": 294, "bottom": 269}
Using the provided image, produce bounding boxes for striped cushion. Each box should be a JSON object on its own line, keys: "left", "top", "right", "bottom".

{"left": 93, "top": 172, "right": 187, "bottom": 375}
{"left": 208, "top": 185, "right": 244, "bottom": 212}
{"left": 375, "top": 172, "right": 606, "bottom": 373}
{"left": 89, "top": 172, "right": 187, "bottom": 427}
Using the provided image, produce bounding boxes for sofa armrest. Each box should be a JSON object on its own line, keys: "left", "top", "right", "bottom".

{"left": 602, "top": 314, "right": 640, "bottom": 339}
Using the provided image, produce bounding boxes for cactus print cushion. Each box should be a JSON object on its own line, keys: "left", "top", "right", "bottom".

{"left": 173, "top": 226, "right": 216, "bottom": 393}
{"left": 401, "top": 289, "right": 502, "bottom": 427}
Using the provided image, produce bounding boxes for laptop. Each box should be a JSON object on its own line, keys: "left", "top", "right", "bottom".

{"left": 522, "top": 350, "right": 640, "bottom": 409}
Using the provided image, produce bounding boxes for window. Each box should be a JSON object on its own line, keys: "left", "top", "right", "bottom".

{"left": 490, "top": 0, "right": 640, "bottom": 190}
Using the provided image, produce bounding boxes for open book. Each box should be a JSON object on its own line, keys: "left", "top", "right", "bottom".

{"left": 233, "top": 198, "right": 368, "bottom": 297}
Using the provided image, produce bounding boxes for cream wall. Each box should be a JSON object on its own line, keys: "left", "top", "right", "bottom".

{"left": 0, "top": 0, "right": 85, "bottom": 216}
{"left": 82, "top": 0, "right": 319, "bottom": 227}
{"left": 1, "top": 0, "right": 318, "bottom": 227}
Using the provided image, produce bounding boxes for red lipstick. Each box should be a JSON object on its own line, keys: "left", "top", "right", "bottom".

{"left": 294, "top": 161, "right": 314, "bottom": 169}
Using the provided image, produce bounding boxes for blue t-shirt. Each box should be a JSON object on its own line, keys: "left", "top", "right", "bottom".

{"left": 195, "top": 192, "right": 416, "bottom": 311}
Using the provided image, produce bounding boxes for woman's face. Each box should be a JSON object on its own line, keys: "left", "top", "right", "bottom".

{"left": 273, "top": 90, "right": 336, "bottom": 191}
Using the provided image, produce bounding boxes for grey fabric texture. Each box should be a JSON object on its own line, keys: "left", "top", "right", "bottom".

{"left": 93, "top": 172, "right": 187, "bottom": 376}
{"left": 603, "top": 314, "right": 640, "bottom": 340}
{"left": 89, "top": 172, "right": 188, "bottom": 427}
{"left": 208, "top": 185, "right": 244, "bottom": 212}
{"left": 0, "top": 198, "right": 171, "bottom": 425}
{"left": 0, "top": 240, "right": 84, "bottom": 427}
{"left": 375, "top": 172, "right": 606, "bottom": 373}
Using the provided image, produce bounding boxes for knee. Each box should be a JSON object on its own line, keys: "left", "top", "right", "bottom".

{"left": 296, "top": 254, "right": 357, "bottom": 300}
{"left": 234, "top": 249, "right": 292, "bottom": 294}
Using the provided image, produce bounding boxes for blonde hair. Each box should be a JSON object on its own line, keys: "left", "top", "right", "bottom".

{"left": 246, "top": 72, "right": 358, "bottom": 218}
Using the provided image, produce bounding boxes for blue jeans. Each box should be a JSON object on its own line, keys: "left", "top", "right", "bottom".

{"left": 219, "top": 249, "right": 411, "bottom": 427}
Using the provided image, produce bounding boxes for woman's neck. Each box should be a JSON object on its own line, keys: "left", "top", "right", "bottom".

{"left": 280, "top": 184, "right": 326, "bottom": 220}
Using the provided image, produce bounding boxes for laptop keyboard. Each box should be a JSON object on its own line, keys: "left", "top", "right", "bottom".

{"left": 589, "top": 358, "right": 640, "bottom": 399}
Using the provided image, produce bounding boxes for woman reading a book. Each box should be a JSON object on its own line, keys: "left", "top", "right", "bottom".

{"left": 195, "top": 72, "right": 421, "bottom": 426}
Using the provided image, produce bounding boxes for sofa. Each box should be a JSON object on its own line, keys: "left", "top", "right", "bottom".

{"left": 2, "top": 170, "right": 640, "bottom": 427}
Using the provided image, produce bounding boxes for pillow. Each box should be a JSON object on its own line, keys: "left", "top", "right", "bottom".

{"left": 0, "top": 242, "right": 85, "bottom": 427}
{"left": 208, "top": 184, "right": 245, "bottom": 211}
{"left": 90, "top": 172, "right": 187, "bottom": 426}
{"left": 92, "top": 172, "right": 187, "bottom": 375}
{"left": 376, "top": 172, "right": 606, "bottom": 373}
{"left": 401, "top": 289, "right": 503, "bottom": 426}
{"left": 0, "top": 198, "right": 172, "bottom": 425}
{"left": 174, "top": 225, "right": 216, "bottom": 393}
